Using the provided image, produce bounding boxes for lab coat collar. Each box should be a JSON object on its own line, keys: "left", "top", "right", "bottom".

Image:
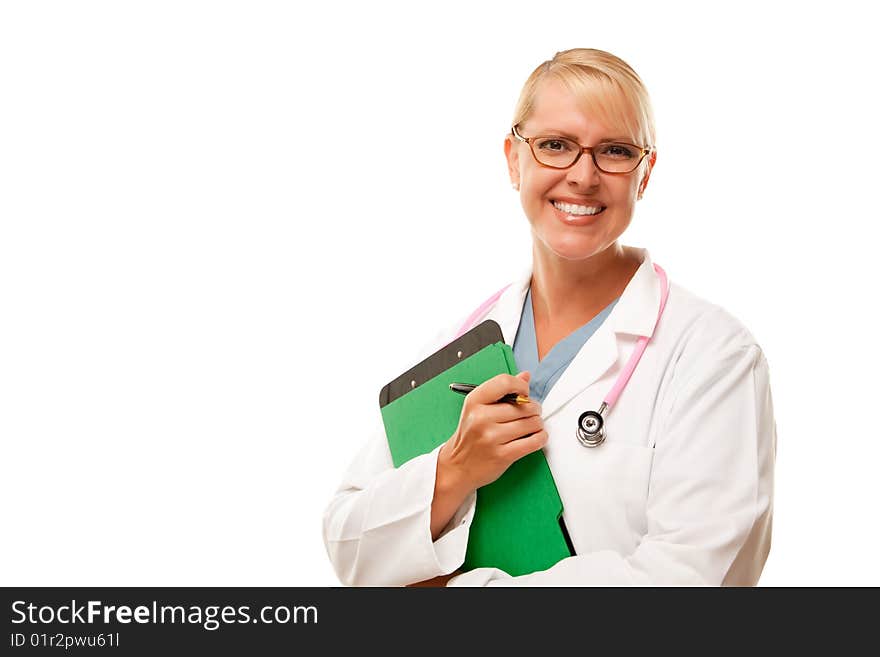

{"left": 483, "top": 248, "right": 663, "bottom": 420}
{"left": 604, "top": 248, "right": 662, "bottom": 338}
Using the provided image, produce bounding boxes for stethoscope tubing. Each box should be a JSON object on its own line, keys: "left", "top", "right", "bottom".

{"left": 578, "top": 264, "right": 669, "bottom": 447}
{"left": 603, "top": 264, "right": 669, "bottom": 410}
{"left": 451, "top": 263, "right": 671, "bottom": 448}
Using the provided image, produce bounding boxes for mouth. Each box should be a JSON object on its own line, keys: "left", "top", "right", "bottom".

{"left": 551, "top": 200, "right": 606, "bottom": 216}
{"left": 550, "top": 199, "right": 606, "bottom": 224}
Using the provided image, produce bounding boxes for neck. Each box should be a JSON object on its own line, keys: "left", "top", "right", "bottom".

{"left": 529, "top": 242, "right": 641, "bottom": 326}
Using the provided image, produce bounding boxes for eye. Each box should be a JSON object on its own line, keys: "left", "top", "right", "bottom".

{"left": 597, "top": 143, "right": 638, "bottom": 159}
{"left": 535, "top": 138, "right": 573, "bottom": 153}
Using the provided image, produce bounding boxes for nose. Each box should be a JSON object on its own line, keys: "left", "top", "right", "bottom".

{"left": 566, "top": 151, "right": 601, "bottom": 189}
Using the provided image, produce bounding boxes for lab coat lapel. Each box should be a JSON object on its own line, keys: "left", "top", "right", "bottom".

{"left": 482, "top": 266, "right": 532, "bottom": 350}
{"left": 540, "top": 325, "right": 619, "bottom": 420}
{"left": 536, "top": 250, "right": 663, "bottom": 421}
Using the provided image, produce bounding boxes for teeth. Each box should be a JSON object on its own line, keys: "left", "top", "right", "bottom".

{"left": 552, "top": 201, "right": 604, "bottom": 216}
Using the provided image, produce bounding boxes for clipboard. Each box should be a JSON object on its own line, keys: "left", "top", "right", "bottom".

{"left": 379, "top": 320, "right": 575, "bottom": 577}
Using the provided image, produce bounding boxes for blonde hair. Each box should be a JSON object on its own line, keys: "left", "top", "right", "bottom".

{"left": 512, "top": 48, "right": 656, "bottom": 149}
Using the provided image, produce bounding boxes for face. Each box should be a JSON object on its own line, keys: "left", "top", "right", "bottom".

{"left": 505, "top": 79, "right": 656, "bottom": 264}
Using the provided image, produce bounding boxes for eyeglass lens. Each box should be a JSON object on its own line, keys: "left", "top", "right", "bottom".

{"left": 531, "top": 137, "right": 643, "bottom": 173}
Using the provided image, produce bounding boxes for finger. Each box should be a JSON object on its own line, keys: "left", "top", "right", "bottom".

{"left": 468, "top": 372, "right": 531, "bottom": 406}
{"left": 497, "top": 415, "right": 544, "bottom": 443}
{"left": 486, "top": 400, "right": 542, "bottom": 424}
{"left": 502, "top": 429, "right": 549, "bottom": 461}
{"left": 513, "top": 400, "right": 542, "bottom": 418}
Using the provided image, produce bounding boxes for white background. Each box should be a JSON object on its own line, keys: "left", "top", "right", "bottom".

{"left": 1, "top": 1, "right": 877, "bottom": 586}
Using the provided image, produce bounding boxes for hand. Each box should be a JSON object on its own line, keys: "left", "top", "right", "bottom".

{"left": 439, "top": 371, "right": 546, "bottom": 493}
{"left": 408, "top": 570, "right": 462, "bottom": 587}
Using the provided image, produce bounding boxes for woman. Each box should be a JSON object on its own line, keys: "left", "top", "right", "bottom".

{"left": 322, "top": 48, "right": 776, "bottom": 586}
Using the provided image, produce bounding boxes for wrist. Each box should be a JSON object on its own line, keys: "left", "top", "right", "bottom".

{"left": 430, "top": 442, "right": 474, "bottom": 540}
{"left": 437, "top": 442, "right": 472, "bottom": 504}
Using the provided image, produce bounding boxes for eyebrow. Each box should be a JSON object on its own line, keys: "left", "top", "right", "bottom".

{"left": 532, "top": 129, "right": 633, "bottom": 143}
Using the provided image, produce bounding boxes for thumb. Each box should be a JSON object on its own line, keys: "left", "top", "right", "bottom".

{"left": 517, "top": 370, "right": 531, "bottom": 382}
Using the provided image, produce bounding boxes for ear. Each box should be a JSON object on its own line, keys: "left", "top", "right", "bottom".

{"left": 637, "top": 150, "right": 657, "bottom": 200}
{"left": 504, "top": 134, "right": 520, "bottom": 189}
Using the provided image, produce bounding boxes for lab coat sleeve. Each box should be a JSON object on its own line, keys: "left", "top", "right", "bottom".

{"left": 322, "top": 317, "right": 479, "bottom": 586}
{"left": 448, "top": 332, "right": 776, "bottom": 586}
{"left": 322, "top": 418, "right": 477, "bottom": 586}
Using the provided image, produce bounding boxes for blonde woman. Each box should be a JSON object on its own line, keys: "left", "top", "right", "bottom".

{"left": 323, "top": 49, "right": 776, "bottom": 586}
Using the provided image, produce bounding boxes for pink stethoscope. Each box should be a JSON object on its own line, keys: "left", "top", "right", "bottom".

{"left": 454, "top": 264, "right": 670, "bottom": 448}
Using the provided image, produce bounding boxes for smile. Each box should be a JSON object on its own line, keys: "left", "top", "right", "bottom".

{"left": 551, "top": 200, "right": 606, "bottom": 216}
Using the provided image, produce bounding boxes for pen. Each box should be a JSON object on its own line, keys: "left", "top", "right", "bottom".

{"left": 449, "top": 382, "right": 530, "bottom": 405}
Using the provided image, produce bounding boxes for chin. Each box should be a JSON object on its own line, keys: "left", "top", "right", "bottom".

{"left": 537, "top": 232, "right": 611, "bottom": 262}
{"left": 550, "top": 247, "right": 607, "bottom": 262}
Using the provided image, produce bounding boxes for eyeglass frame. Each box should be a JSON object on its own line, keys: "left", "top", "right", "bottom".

{"left": 510, "top": 125, "right": 653, "bottom": 174}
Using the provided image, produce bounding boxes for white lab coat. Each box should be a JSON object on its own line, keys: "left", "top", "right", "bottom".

{"left": 322, "top": 249, "right": 776, "bottom": 586}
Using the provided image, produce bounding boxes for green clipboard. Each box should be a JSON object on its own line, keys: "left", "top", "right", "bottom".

{"left": 379, "top": 320, "right": 574, "bottom": 577}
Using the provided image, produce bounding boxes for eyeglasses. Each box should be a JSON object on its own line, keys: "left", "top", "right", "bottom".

{"left": 511, "top": 125, "right": 653, "bottom": 174}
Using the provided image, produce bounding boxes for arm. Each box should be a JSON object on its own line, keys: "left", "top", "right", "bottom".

{"left": 323, "top": 372, "right": 545, "bottom": 586}
{"left": 430, "top": 370, "right": 538, "bottom": 539}
{"left": 322, "top": 420, "right": 477, "bottom": 587}
{"left": 448, "top": 340, "right": 776, "bottom": 586}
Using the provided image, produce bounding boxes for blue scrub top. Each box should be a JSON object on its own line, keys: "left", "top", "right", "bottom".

{"left": 513, "top": 287, "right": 619, "bottom": 404}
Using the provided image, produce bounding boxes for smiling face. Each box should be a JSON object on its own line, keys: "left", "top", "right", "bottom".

{"left": 505, "top": 78, "right": 655, "bottom": 264}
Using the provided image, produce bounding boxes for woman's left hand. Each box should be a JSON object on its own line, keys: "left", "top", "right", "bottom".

{"left": 408, "top": 570, "right": 462, "bottom": 587}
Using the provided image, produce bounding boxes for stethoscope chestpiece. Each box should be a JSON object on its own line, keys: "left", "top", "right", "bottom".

{"left": 576, "top": 403, "right": 607, "bottom": 448}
